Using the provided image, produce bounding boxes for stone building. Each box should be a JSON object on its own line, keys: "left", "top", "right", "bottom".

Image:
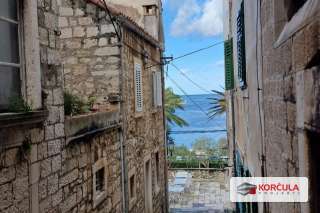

{"left": 223, "top": 0, "right": 320, "bottom": 212}
{"left": 0, "top": 0, "right": 167, "bottom": 212}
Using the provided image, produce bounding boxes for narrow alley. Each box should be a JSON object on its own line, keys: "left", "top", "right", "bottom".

{"left": 0, "top": 0, "right": 319, "bottom": 213}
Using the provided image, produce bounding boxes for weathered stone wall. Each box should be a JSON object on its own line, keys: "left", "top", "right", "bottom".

{"left": 59, "top": 0, "right": 121, "bottom": 109}
{"left": 121, "top": 28, "right": 167, "bottom": 213}
{"left": 226, "top": 0, "right": 320, "bottom": 212}
{"left": 59, "top": 130, "right": 122, "bottom": 212}
{"left": 260, "top": 1, "right": 319, "bottom": 212}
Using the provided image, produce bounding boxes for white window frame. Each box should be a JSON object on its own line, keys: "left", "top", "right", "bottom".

{"left": 154, "top": 149, "right": 160, "bottom": 193}
{"left": 152, "top": 71, "right": 162, "bottom": 108}
{"left": 134, "top": 60, "right": 143, "bottom": 112}
{"left": 92, "top": 158, "right": 107, "bottom": 208}
{"left": 128, "top": 168, "right": 137, "bottom": 210}
{"left": 0, "top": 0, "right": 42, "bottom": 112}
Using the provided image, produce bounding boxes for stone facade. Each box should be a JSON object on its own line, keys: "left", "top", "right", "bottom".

{"left": 0, "top": 0, "right": 167, "bottom": 213}
{"left": 224, "top": 0, "right": 320, "bottom": 212}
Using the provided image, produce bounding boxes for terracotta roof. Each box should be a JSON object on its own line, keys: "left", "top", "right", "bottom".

{"left": 86, "top": 0, "right": 161, "bottom": 48}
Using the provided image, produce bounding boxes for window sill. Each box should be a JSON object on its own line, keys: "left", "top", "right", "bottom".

{"left": 0, "top": 110, "right": 48, "bottom": 129}
{"left": 65, "top": 111, "right": 120, "bottom": 144}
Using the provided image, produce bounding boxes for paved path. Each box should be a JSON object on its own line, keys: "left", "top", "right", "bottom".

{"left": 169, "top": 171, "right": 234, "bottom": 213}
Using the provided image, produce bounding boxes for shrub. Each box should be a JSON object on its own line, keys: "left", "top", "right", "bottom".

{"left": 8, "top": 96, "right": 32, "bottom": 113}
{"left": 64, "top": 92, "right": 88, "bottom": 116}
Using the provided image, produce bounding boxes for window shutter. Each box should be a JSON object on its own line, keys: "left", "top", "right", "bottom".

{"left": 237, "top": 1, "right": 246, "bottom": 89}
{"left": 156, "top": 72, "right": 162, "bottom": 106}
{"left": 152, "top": 71, "right": 162, "bottom": 107}
{"left": 224, "top": 39, "right": 234, "bottom": 90}
{"left": 134, "top": 63, "right": 143, "bottom": 112}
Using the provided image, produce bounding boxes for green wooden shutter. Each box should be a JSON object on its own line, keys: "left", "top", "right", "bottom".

{"left": 224, "top": 39, "right": 234, "bottom": 90}
{"left": 237, "top": 1, "right": 246, "bottom": 89}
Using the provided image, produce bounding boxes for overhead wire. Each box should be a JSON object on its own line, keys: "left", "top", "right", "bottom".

{"left": 166, "top": 72, "right": 209, "bottom": 118}
{"left": 146, "top": 41, "right": 224, "bottom": 69}
{"left": 170, "top": 63, "right": 213, "bottom": 94}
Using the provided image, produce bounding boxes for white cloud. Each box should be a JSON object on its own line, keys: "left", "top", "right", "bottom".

{"left": 214, "top": 60, "right": 225, "bottom": 67}
{"left": 170, "top": 0, "right": 223, "bottom": 37}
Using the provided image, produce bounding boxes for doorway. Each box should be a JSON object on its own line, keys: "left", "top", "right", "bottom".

{"left": 308, "top": 130, "right": 320, "bottom": 213}
{"left": 144, "top": 159, "right": 153, "bottom": 213}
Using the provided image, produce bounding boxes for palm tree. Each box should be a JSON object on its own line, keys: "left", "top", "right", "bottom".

{"left": 165, "top": 88, "right": 188, "bottom": 127}
{"left": 208, "top": 89, "right": 226, "bottom": 120}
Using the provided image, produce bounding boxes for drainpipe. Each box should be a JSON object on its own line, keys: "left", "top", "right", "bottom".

{"left": 161, "top": 57, "right": 169, "bottom": 213}
{"left": 119, "top": 26, "right": 128, "bottom": 213}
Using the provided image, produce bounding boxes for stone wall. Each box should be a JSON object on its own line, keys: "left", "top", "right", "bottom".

{"left": 59, "top": 0, "right": 121, "bottom": 109}
{"left": 225, "top": 0, "right": 320, "bottom": 212}
{"left": 122, "top": 28, "right": 167, "bottom": 213}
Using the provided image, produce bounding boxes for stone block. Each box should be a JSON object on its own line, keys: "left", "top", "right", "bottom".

{"left": 45, "top": 125, "right": 55, "bottom": 140}
{"left": 101, "top": 24, "right": 114, "bottom": 34}
{"left": 40, "top": 158, "right": 52, "bottom": 178}
{"left": 5, "top": 148, "right": 18, "bottom": 167}
{"left": 38, "top": 141, "right": 48, "bottom": 160}
{"left": 59, "top": 169, "right": 78, "bottom": 187}
{"left": 39, "top": 178, "right": 47, "bottom": 200}
{"left": 55, "top": 123, "right": 65, "bottom": 138}
{"left": 73, "top": 26, "right": 85, "bottom": 37}
{"left": 79, "top": 17, "right": 92, "bottom": 26}
{"left": 48, "top": 140, "right": 61, "bottom": 157}
{"left": 60, "top": 192, "right": 77, "bottom": 213}
{"left": 0, "top": 167, "right": 15, "bottom": 185}
{"left": 48, "top": 173, "right": 59, "bottom": 195}
{"left": 39, "top": 197, "right": 51, "bottom": 213}
{"left": 75, "top": 8, "right": 85, "bottom": 16}
{"left": 51, "top": 155, "right": 61, "bottom": 173}
{"left": 44, "top": 12, "right": 57, "bottom": 30}
{"left": 0, "top": 183, "right": 13, "bottom": 211}
{"left": 60, "top": 28, "right": 73, "bottom": 39}
{"left": 86, "top": 26, "right": 98, "bottom": 37}
{"left": 60, "top": 7, "right": 73, "bottom": 16}
{"left": 94, "top": 47, "right": 119, "bottom": 56}
{"left": 65, "top": 40, "right": 82, "bottom": 49}
{"left": 53, "top": 88, "right": 64, "bottom": 105}
{"left": 52, "top": 189, "right": 62, "bottom": 207}
{"left": 83, "top": 38, "right": 97, "bottom": 48}
{"left": 59, "top": 17, "right": 68, "bottom": 27}
{"left": 69, "top": 17, "right": 78, "bottom": 26}
{"left": 98, "top": 38, "right": 107, "bottom": 46}
{"left": 13, "top": 177, "right": 28, "bottom": 202}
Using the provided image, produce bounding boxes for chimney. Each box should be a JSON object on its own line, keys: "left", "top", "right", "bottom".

{"left": 143, "top": 4, "right": 159, "bottom": 40}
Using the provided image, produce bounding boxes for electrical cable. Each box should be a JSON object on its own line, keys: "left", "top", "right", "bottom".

{"left": 100, "top": 0, "right": 121, "bottom": 40}
{"left": 146, "top": 41, "right": 224, "bottom": 69}
{"left": 166, "top": 74, "right": 209, "bottom": 118}
{"left": 170, "top": 63, "right": 213, "bottom": 94}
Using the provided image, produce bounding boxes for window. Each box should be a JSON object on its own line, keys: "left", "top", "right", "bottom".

{"left": 95, "top": 168, "right": 105, "bottom": 193}
{"left": 152, "top": 71, "right": 162, "bottom": 107}
{"left": 237, "top": 1, "right": 246, "bottom": 89}
{"left": 92, "top": 159, "right": 107, "bottom": 208}
{"left": 155, "top": 152, "right": 160, "bottom": 191}
{"left": 129, "top": 174, "right": 136, "bottom": 200}
{"left": 286, "top": 0, "right": 307, "bottom": 20}
{"left": 134, "top": 62, "right": 143, "bottom": 112}
{"left": 144, "top": 5, "right": 157, "bottom": 16}
{"left": 224, "top": 39, "right": 234, "bottom": 90}
{"left": 128, "top": 168, "right": 137, "bottom": 209}
{"left": 0, "top": 0, "right": 22, "bottom": 111}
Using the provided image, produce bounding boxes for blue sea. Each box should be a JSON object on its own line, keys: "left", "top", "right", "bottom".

{"left": 169, "top": 94, "right": 226, "bottom": 149}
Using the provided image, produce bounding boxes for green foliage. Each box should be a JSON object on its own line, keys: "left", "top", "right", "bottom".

{"left": 165, "top": 88, "right": 188, "bottom": 127}
{"left": 192, "top": 137, "right": 215, "bottom": 152}
{"left": 169, "top": 159, "right": 227, "bottom": 169}
{"left": 8, "top": 96, "right": 32, "bottom": 113}
{"left": 88, "top": 95, "right": 97, "bottom": 109}
{"left": 208, "top": 89, "right": 226, "bottom": 120}
{"left": 64, "top": 92, "right": 88, "bottom": 116}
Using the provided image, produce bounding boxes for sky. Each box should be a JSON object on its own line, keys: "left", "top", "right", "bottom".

{"left": 162, "top": 0, "right": 225, "bottom": 95}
